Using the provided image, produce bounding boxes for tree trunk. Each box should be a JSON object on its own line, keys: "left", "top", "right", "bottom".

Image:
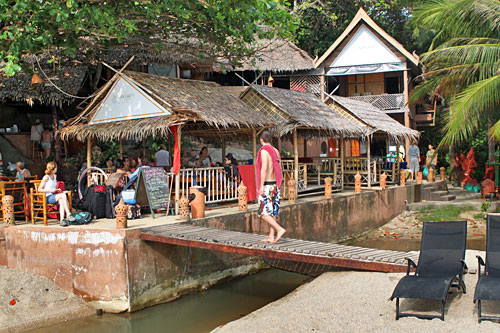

{"left": 489, "top": 119, "right": 495, "bottom": 161}
{"left": 51, "top": 105, "right": 60, "bottom": 164}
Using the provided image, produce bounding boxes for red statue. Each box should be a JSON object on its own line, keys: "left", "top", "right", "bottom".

{"left": 485, "top": 162, "right": 495, "bottom": 181}
{"left": 462, "top": 148, "right": 478, "bottom": 186}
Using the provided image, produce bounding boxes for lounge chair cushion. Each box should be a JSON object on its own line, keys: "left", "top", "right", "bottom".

{"left": 392, "top": 275, "right": 456, "bottom": 301}
{"left": 474, "top": 275, "right": 500, "bottom": 301}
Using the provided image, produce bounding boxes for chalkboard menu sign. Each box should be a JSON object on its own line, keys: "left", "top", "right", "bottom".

{"left": 135, "top": 167, "right": 170, "bottom": 218}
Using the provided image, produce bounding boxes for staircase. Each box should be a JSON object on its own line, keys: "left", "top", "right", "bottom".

{"left": 421, "top": 181, "right": 456, "bottom": 201}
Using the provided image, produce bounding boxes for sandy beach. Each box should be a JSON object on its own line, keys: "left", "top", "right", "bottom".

{"left": 214, "top": 250, "right": 500, "bottom": 332}
{"left": 0, "top": 266, "right": 95, "bottom": 333}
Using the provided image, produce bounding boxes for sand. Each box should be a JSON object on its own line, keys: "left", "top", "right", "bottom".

{"left": 0, "top": 266, "right": 95, "bottom": 333}
{"left": 213, "top": 250, "right": 500, "bottom": 332}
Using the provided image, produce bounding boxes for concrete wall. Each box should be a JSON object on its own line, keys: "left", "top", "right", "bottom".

{"left": 196, "top": 185, "right": 415, "bottom": 243}
{"left": 0, "top": 184, "right": 416, "bottom": 312}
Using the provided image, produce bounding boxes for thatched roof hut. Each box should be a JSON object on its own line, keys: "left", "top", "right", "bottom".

{"left": 0, "top": 56, "right": 88, "bottom": 107}
{"left": 60, "top": 70, "right": 266, "bottom": 141}
{"left": 327, "top": 95, "right": 420, "bottom": 142}
{"left": 239, "top": 85, "right": 368, "bottom": 138}
{"left": 220, "top": 37, "right": 314, "bottom": 73}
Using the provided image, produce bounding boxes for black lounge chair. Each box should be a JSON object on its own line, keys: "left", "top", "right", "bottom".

{"left": 474, "top": 214, "right": 500, "bottom": 323}
{"left": 390, "top": 221, "right": 467, "bottom": 320}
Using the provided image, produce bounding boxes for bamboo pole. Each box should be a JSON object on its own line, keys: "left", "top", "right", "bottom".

{"left": 222, "top": 138, "right": 226, "bottom": 165}
{"left": 119, "top": 139, "right": 123, "bottom": 159}
{"left": 86, "top": 138, "right": 92, "bottom": 186}
{"left": 367, "top": 136, "right": 372, "bottom": 187}
{"left": 340, "top": 134, "right": 344, "bottom": 191}
{"left": 293, "top": 129, "right": 299, "bottom": 193}
{"left": 252, "top": 128, "right": 257, "bottom": 164}
{"left": 175, "top": 126, "right": 182, "bottom": 215}
{"left": 86, "top": 138, "right": 91, "bottom": 168}
{"left": 403, "top": 70, "right": 410, "bottom": 160}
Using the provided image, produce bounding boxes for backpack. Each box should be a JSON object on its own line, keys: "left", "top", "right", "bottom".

{"left": 68, "top": 212, "right": 92, "bottom": 225}
{"left": 127, "top": 204, "right": 142, "bottom": 219}
{"left": 82, "top": 185, "right": 115, "bottom": 219}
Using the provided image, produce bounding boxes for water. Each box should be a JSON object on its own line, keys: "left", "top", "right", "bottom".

{"left": 30, "top": 269, "right": 309, "bottom": 333}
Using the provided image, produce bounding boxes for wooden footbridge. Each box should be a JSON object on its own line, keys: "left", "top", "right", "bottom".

{"left": 141, "top": 224, "right": 419, "bottom": 273}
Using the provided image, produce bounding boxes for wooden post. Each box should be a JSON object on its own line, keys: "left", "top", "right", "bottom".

{"left": 86, "top": 138, "right": 92, "bottom": 169}
{"left": 367, "top": 136, "right": 371, "bottom": 187}
{"left": 278, "top": 136, "right": 282, "bottom": 155}
{"left": 175, "top": 126, "right": 182, "bottom": 215}
{"left": 119, "top": 139, "right": 123, "bottom": 159}
{"left": 252, "top": 129, "right": 257, "bottom": 163}
{"left": 340, "top": 134, "right": 345, "bottom": 191}
{"left": 320, "top": 75, "right": 326, "bottom": 102}
{"left": 403, "top": 70, "right": 410, "bottom": 159}
{"left": 51, "top": 105, "right": 60, "bottom": 163}
{"left": 293, "top": 129, "right": 299, "bottom": 194}
{"left": 222, "top": 138, "right": 226, "bottom": 164}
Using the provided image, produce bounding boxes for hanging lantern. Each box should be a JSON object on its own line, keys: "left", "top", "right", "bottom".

{"left": 31, "top": 73, "right": 44, "bottom": 85}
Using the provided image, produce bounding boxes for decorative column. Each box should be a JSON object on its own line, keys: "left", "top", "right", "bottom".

{"left": 440, "top": 167, "right": 446, "bottom": 181}
{"left": 324, "top": 177, "right": 333, "bottom": 199}
{"left": 2, "top": 195, "right": 15, "bottom": 224}
{"left": 367, "top": 136, "right": 371, "bottom": 187}
{"left": 238, "top": 182, "right": 248, "bottom": 211}
{"left": 175, "top": 125, "right": 182, "bottom": 215}
{"left": 178, "top": 195, "right": 190, "bottom": 220}
{"left": 400, "top": 170, "right": 406, "bottom": 186}
{"left": 115, "top": 199, "right": 128, "bottom": 229}
{"left": 288, "top": 178, "right": 296, "bottom": 204}
{"left": 416, "top": 171, "right": 422, "bottom": 184}
{"left": 428, "top": 167, "right": 434, "bottom": 182}
{"left": 380, "top": 172, "right": 387, "bottom": 190}
{"left": 355, "top": 172, "right": 362, "bottom": 193}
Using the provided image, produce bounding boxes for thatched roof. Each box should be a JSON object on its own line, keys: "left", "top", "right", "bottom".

{"left": 327, "top": 95, "right": 420, "bottom": 142}
{"left": 240, "top": 85, "right": 368, "bottom": 137}
{"left": 59, "top": 70, "right": 265, "bottom": 141}
{"left": 219, "top": 37, "right": 314, "bottom": 73}
{"left": 0, "top": 56, "right": 88, "bottom": 107}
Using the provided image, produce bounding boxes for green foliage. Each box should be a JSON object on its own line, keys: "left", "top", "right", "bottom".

{"left": 0, "top": 0, "right": 296, "bottom": 75}
{"left": 481, "top": 201, "right": 491, "bottom": 212}
{"left": 98, "top": 141, "right": 120, "bottom": 163}
{"left": 290, "top": 0, "right": 424, "bottom": 58}
{"left": 416, "top": 204, "right": 475, "bottom": 222}
{"left": 410, "top": 0, "right": 500, "bottom": 147}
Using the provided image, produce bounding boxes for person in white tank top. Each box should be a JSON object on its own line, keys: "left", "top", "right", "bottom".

{"left": 38, "top": 162, "right": 73, "bottom": 226}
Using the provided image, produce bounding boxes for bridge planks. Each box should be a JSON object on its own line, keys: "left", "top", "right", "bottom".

{"left": 141, "top": 224, "right": 419, "bottom": 273}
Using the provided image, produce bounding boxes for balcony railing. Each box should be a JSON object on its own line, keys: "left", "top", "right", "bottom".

{"left": 348, "top": 93, "right": 405, "bottom": 111}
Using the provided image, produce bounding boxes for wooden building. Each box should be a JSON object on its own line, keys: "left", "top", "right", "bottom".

{"left": 313, "top": 8, "right": 435, "bottom": 139}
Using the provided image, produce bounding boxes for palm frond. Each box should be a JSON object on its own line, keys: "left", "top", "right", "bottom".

{"left": 441, "top": 75, "right": 500, "bottom": 145}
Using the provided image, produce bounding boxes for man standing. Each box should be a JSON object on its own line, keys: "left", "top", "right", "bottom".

{"left": 41, "top": 128, "right": 53, "bottom": 159}
{"left": 256, "top": 131, "right": 286, "bottom": 243}
{"left": 155, "top": 144, "right": 170, "bottom": 168}
{"left": 408, "top": 140, "right": 420, "bottom": 181}
{"left": 426, "top": 144, "right": 438, "bottom": 170}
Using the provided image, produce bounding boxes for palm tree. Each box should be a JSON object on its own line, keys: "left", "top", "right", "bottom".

{"left": 410, "top": 0, "right": 500, "bottom": 148}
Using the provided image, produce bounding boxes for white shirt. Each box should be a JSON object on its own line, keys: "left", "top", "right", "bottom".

{"left": 155, "top": 150, "right": 170, "bottom": 167}
{"left": 31, "top": 124, "right": 43, "bottom": 141}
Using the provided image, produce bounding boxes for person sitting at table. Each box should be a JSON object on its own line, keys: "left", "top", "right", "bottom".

{"left": 194, "top": 158, "right": 203, "bottom": 168}
{"left": 114, "top": 157, "right": 153, "bottom": 205}
{"left": 15, "top": 161, "right": 31, "bottom": 181}
{"left": 123, "top": 156, "right": 132, "bottom": 172}
{"left": 38, "top": 161, "right": 74, "bottom": 226}
{"left": 198, "top": 146, "right": 212, "bottom": 167}
{"left": 114, "top": 159, "right": 129, "bottom": 174}
{"left": 224, "top": 153, "right": 240, "bottom": 179}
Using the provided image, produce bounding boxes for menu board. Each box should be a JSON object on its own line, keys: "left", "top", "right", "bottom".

{"left": 135, "top": 167, "right": 170, "bottom": 217}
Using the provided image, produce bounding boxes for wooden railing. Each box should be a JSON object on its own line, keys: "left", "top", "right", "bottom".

{"left": 311, "top": 158, "right": 342, "bottom": 186}
{"left": 375, "top": 157, "right": 400, "bottom": 184}
{"left": 168, "top": 167, "right": 241, "bottom": 204}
